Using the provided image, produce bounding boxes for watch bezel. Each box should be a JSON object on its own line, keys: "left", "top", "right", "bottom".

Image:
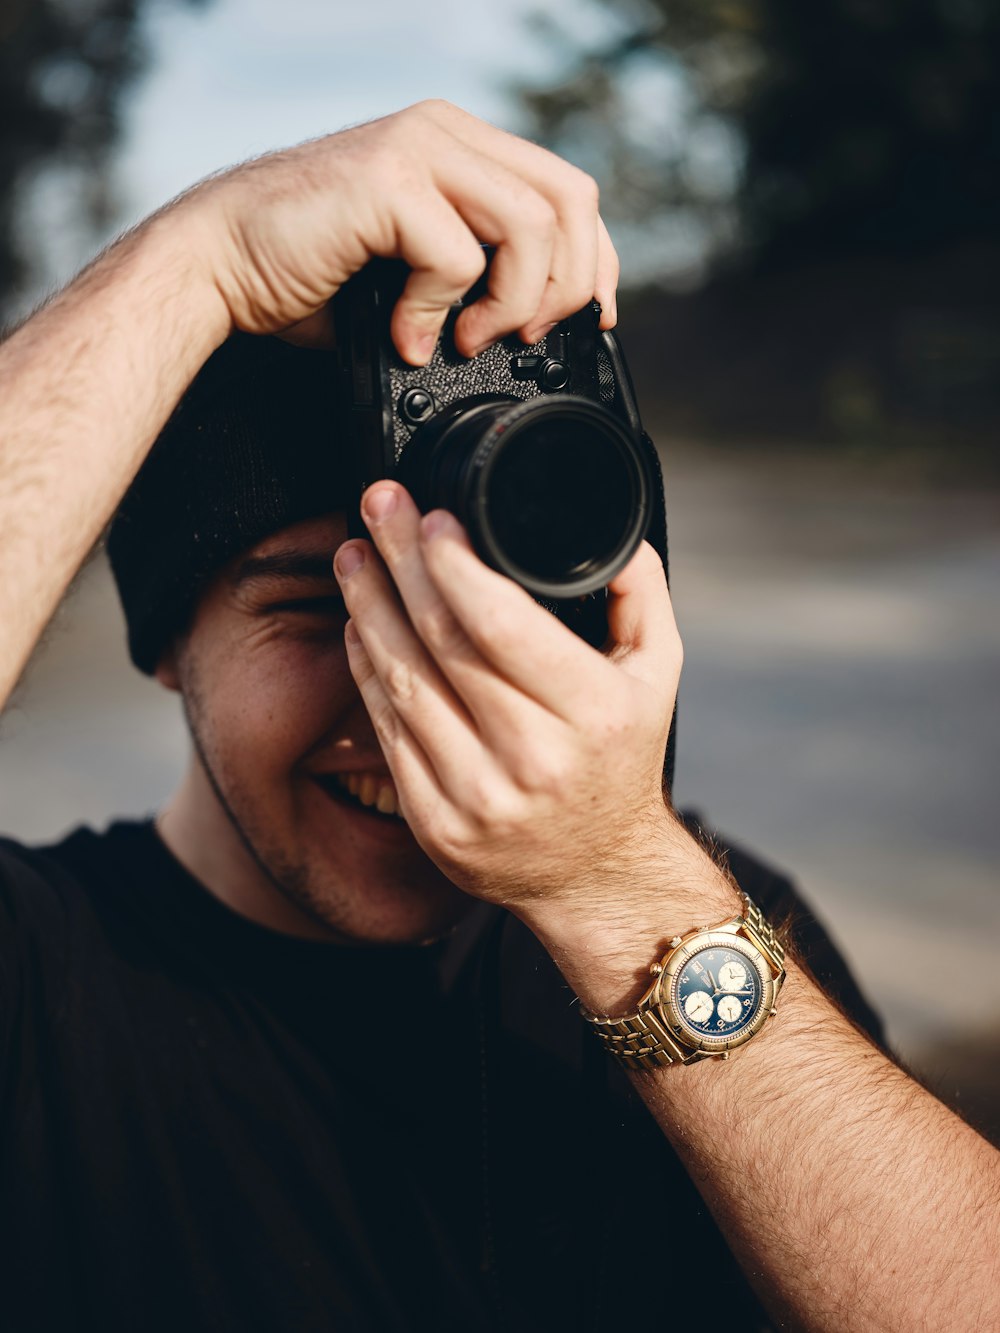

{"left": 651, "top": 929, "right": 779, "bottom": 1055}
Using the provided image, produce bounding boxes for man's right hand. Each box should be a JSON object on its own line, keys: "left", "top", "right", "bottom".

{"left": 0, "top": 100, "right": 616, "bottom": 709}
{"left": 179, "top": 99, "right": 619, "bottom": 364}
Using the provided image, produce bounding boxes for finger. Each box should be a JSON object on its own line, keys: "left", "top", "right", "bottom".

{"left": 594, "top": 217, "right": 620, "bottom": 330}
{"left": 604, "top": 541, "right": 682, "bottom": 690}
{"left": 359, "top": 484, "right": 565, "bottom": 761}
{"left": 334, "top": 537, "right": 490, "bottom": 797}
{"left": 426, "top": 151, "right": 557, "bottom": 357}
{"left": 418, "top": 103, "right": 618, "bottom": 339}
{"left": 417, "top": 508, "right": 617, "bottom": 722}
{"left": 341, "top": 620, "right": 451, "bottom": 830}
{"left": 454, "top": 220, "right": 555, "bottom": 358}
{"left": 517, "top": 174, "right": 601, "bottom": 344}
{"left": 387, "top": 196, "right": 489, "bottom": 365}
{"left": 387, "top": 153, "right": 555, "bottom": 362}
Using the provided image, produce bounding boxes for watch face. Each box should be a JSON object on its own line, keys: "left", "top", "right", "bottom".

{"left": 667, "top": 935, "right": 770, "bottom": 1048}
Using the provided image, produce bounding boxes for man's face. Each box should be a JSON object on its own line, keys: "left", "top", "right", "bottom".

{"left": 165, "top": 512, "right": 472, "bottom": 945}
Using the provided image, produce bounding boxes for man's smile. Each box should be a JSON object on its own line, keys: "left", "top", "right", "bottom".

{"left": 314, "top": 771, "right": 406, "bottom": 823}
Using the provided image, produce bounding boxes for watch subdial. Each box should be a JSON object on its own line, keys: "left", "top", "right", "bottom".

{"left": 683, "top": 990, "right": 714, "bottom": 1024}
{"left": 717, "top": 994, "right": 742, "bottom": 1023}
{"left": 718, "top": 960, "right": 748, "bottom": 992}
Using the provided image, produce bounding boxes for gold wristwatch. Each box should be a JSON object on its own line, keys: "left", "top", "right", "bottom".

{"left": 582, "top": 895, "right": 786, "bottom": 1069}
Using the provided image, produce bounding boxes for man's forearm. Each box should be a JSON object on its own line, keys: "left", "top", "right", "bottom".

{"left": 0, "top": 208, "right": 230, "bottom": 706}
{"left": 525, "top": 839, "right": 1000, "bottom": 1332}
{"left": 642, "top": 959, "right": 999, "bottom": 1330}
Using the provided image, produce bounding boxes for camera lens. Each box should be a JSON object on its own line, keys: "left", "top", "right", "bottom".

{"left": 398, "top": 396, "right": 651, "bottom": 598}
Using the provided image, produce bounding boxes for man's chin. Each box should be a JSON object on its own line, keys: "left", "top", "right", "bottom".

{"left": 273, "top": 854, "right": 476, "bottom": 948}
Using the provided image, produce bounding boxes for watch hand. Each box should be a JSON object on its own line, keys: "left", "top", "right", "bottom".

{"left": 707, "top": 969, "right": 718, "bottom": 993}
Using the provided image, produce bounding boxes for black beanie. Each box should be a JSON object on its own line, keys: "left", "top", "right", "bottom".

{"left": 108, "top": 332, "right": 353, "bottom": 675}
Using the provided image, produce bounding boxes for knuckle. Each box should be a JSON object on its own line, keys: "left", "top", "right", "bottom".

{"left": 417, "top": 601, "right": 466, "bottom": 656}
{"left": 570, "top": 168, "right": 600, "bottom": 211}
{"left": 511, "top": 745, "right": 566, "bottom": 796}
{"left": 370, "top": 701, "right": 399, "bottom": 749}
{"left": 434, "top": 817, "right": 475, "bottom": 869}
{"left": 552, "top": 274, "right": 595, "bottom": 314}
{"left": 412, "top": 97, "right": 458, "bottom": 121}
{"left": 383, "top": 658, "right": 417, "bottom": 706}
{"left": 345, "top": 631, "right": 375, "bottom": 681}
{"left": 465, "top": 772, "right": 522, "bottom": 831}
{"left": 520, "top": 195, "right": 558, "bottom": 241}
{"left": 469, "top": 603, "right": 511, "bottom": 655}
{"left": 444, "top": 243, "right": 488, "bottom": 292}
{"left": 464, "top": 770, "right": 497, "bottom": 818}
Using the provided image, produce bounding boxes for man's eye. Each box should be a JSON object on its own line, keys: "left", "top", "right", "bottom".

{"left": 270, "top": 596, "right": 347, "bottom": 616}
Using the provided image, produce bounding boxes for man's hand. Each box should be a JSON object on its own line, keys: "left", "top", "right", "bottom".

{"left": 332, "top": 479, "right": 727, "bottom": 999}
{"left": 328, "top": 493, "right": 1000, "bottom": 1333}
{"left": 184, "top": 99, "right": 619, "bottom": 363}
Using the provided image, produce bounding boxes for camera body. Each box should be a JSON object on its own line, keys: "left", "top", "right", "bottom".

{"left": 333, "top": 258, "right": 655, "bottom": 642}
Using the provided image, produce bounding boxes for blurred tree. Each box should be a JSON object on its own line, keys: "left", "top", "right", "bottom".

{"left": 0, "top": 0, "right": 206, "bottom": 321}
{"left": 519, "top": 0, "right": 1000, "bottom": 279}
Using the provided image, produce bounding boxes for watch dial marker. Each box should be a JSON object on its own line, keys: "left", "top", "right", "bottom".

{"left": 718, "top": 960, "right": 748, "bottom": 992}
{"left": 718, "top": 995, "right": 742, "bottom": 1022}
{"left": 683, "top": 990, "right": 714, "bottom": 1024}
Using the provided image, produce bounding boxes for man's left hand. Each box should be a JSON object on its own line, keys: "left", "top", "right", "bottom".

{"left": 333, "top": 480, "right": 686, "bottom": 928}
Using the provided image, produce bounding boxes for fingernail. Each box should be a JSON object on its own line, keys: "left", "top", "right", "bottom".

{"left": 362, "top": 486, "right": 398, "bottom": 524}
{"left": 335, "top": 544, "right": 365, "bottom": 579}
{"left": 344, "top": 619, "right": 360, "bottom": 645}
{"left": 414, "top": 331, "right": 436, "bottom": 362}
{"left": 421, "top": 509, "right": 456, "bottom": 541}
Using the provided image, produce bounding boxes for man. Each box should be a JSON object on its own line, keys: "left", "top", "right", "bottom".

{"left": 0, "top": 102, "right": 997, "bottom": 1331}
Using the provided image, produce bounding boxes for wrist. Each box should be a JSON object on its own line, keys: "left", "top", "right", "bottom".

{"left": 517, "top": 818, "right": 743, "bottom": 1014}
{"left": 139, "top": 200, "right": 234, "bottom": 348}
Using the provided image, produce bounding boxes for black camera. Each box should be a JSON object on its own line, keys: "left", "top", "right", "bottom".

{"left": 334, "top": 258, "right": 656, "bottom": 642}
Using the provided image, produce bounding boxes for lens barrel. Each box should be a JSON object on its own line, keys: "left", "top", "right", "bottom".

{"left": 396, "top": 395, "right": 651, "bottom": 598}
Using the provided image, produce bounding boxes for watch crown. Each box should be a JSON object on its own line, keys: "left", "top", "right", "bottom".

{"left": 649, "top": 962, "right": 663, "bottom": 975}
{"left": 669, "top": 936, "right": 682, "bottom": 949}
{"left": 721, "top": 1051, "right": 731, "bottom": 1061}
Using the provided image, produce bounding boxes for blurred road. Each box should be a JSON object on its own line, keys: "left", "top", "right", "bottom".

{"left": 2, "top": 441, "right": 998, "bottom": 1138}
{"left": 662, "top": 442, "right": 1000, "bottom": 1140}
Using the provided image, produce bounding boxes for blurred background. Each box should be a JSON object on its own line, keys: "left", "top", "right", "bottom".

{"left": 1, "top": 0, "right": 998, "bottom": 1139}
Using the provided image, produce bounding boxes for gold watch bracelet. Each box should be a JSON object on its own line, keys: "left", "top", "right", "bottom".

{"left": 581, "top": 894, "right": 785, "bottom": 1071}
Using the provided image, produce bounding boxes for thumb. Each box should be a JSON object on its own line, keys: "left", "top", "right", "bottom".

{"left": 604, "top": 541, "right": 682, "bottom": 688}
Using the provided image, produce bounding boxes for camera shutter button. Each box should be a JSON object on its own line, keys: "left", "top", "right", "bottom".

{"left": 399, "top": 387, "right": 435, "bottom": 425}
{"left": 539, "top": 358, "right": 571, "bottom": 392}
{"left": 510, "top": 355, "right": 571, "bottom": 392}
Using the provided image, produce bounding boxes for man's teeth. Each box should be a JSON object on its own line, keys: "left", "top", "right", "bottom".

{"left": 333, "top": 771, "right": 403, "bottom": 818}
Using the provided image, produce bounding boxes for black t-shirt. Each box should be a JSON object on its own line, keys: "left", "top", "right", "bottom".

{"left": 0, "top": 820, "right": 883, "bottom": 1332}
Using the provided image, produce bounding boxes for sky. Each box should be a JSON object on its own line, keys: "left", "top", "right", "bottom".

{"left": 18, "top": 0, "right": 718, "bottom": 306}
{"left": 23, "top": 0, "right": 725, "bottom": 302}
{"left": 114, "top": 0, "right": 595, "bottom": 222}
